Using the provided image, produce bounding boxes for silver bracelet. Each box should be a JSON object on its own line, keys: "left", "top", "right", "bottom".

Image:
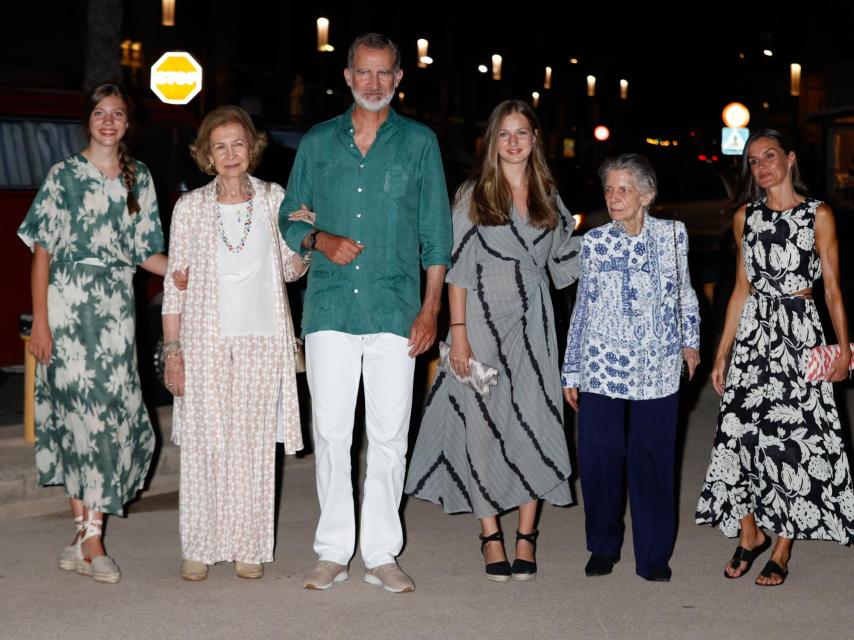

{"left": 163, "top": 340, "right": 182, "bottom": 355}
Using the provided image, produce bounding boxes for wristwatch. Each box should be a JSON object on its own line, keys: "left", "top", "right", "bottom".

{"left": 307, "top": 229, "right": 320, "bottom": 250}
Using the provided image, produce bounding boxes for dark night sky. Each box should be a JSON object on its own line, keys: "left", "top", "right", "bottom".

{"left": 3, "top": 1, "right": 854, "bottom": 157}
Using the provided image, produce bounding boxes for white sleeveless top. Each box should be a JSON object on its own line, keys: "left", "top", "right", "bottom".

{"left": 217, "top": 198, "right": 276, "bottom": 336}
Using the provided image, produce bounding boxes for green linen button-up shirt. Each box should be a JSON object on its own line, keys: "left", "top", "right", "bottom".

{"left": 280, "top": 106, "right": 452, "bottom": 338}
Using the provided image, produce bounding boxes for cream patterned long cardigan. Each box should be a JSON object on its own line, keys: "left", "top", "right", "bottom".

{"left": 162, "top": 176, "right": 305, "bottom": 454}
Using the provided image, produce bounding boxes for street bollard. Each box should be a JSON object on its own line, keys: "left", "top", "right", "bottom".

{"left": 20, "top": 314, "right": 35, "bottom": 444}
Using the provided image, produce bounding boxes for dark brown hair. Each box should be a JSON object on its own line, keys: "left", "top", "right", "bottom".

{"left": 468, "top": 100, "right": 557, "bottom": 229}
{"left": 737, "top": 128, "right": 809, "bottom": 206}
{"left": 87, "top": 83, "right": 139, "bottom": 214}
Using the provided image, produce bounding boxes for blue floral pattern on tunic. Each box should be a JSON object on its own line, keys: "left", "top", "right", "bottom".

{"left": 561, "top": 216, "right": 700, "bottom": 400}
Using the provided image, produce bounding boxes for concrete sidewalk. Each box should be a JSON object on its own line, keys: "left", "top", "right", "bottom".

{"left": 1, "top": 381, "right": 852, "bottom": 640}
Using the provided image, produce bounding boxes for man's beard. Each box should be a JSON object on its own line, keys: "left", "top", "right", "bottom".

{"left": 351, "top": 87, "right": 395, "bottom": 112}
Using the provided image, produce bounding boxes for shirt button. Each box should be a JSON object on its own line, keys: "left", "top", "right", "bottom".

{"left": 355, "top": 265, "right": 360, "bottom": 270}
{"left": 359, "top": 164, "right": 364, "bottom": 169}
{"left": 357, "top": 187, "right": 362, "bottom": 193}
{"left": 356, "top": 213, "right": 362, "bottom": 218}
{"left": 354, "top": 288, "right": 359, "bottom": 293}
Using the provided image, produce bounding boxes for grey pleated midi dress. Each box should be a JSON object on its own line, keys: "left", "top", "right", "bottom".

{"left": 405, "top": 186, "right": 580, "bottom": 518}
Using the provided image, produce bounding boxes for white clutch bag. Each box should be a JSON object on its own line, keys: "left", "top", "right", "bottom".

{"left": 438, "top": 341, "right": 499, "bottom": 397}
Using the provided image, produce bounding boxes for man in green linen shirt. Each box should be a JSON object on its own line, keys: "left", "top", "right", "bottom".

{"left": 279, "top": 33, "right": 451, "bottom": 594}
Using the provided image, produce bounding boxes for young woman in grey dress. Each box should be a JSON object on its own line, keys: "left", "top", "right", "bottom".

{"left": 406, "top": 100, "right": 579, "bottom": 581}
{"left": 18, "top": 84, "right": 169, "bottom": 583}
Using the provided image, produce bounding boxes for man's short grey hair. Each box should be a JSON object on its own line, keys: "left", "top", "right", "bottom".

{"left": 598, "top": 153, "right": 658, "bottom": 204}
{"left": 347, "top": 33, "right": 401, "bottom": 72}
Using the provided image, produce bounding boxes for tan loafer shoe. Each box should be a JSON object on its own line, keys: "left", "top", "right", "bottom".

{"left": 363, "top": 562, "right": 415, "bottom": 593}
{"left": 235, "top": 561, "right": 264, "bottom": 579}
{"left": 181, "top": 559, "right": 209, "bottom": 581}
{"left": 302, "top": 560, "right": 349, "bottom": 590}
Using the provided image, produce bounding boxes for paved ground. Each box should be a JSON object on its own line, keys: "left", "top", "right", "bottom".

{"left": 1, "top": 379, "right": 852, "bottom": 640}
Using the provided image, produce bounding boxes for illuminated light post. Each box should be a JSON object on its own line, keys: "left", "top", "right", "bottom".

{"left": 620, "top": 79, "right": 628, "bottom": 100}
{"left": 492, "top": 54, "right": 502, "bottom": 80}
{"left": 417, "top": 39, "right": 429, "bottom": 69}
{"left": 722, "top": 102, "right": 750, "bottom": 129}
{"left": 317, "top": 18, "right": 334, "bottom": 52}
{"left": 532, "top": 91, "right": 540, "bottom": 108}
{"left": 721, "top": 102, "right": 751, "bottom": 156}
{"left": 544, "top": 66, "right": 552, "bottom": 90}
{"left": 790, "top": 63, "right": 802, "bottom": 96}
{"left": 587, "top": 75, "right": 596, "bottom": 97}
{"left": 161, "top": 0, "right": 175, "bottom": 26}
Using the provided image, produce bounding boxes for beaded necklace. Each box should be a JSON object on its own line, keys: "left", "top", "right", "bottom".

{"left": 216, "top": 179, "right": 254, "bottom": 253}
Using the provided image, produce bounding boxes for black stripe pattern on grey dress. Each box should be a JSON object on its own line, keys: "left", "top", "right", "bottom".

{"left": 405, "top": 186, "right": 580, "bottom": 518}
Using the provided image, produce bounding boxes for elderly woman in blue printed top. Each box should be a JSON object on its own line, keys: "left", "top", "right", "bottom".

{"left": 561, "top": 153, "right": 700, "bottom": 582}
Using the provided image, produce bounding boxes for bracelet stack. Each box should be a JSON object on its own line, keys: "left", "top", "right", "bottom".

{"left": 163, "top": 340, "right": 183, "bottom": 360}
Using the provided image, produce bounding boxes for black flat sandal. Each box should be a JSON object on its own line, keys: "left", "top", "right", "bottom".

{"left": 724, "top": 533, "right": 771, "bottom": 579}
{"left": 479, "top": 531, "right": 511, "bottom": 582}
{"left": 756, "top": 560, "right": 788, "bottom": 587}
{"left": 511, "top": 530, "right": 538, "bottom": 581}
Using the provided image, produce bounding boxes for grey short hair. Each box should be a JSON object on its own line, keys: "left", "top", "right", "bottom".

{"left": 347, "top": 33, "right": 401, "bottom": 72}
{"left": 598, "top": 153, "right": 658, "bottom": 205}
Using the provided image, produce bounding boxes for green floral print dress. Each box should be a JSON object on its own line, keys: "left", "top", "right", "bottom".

{"left": 18, "top": 154, "right": 164, "bottom": 515}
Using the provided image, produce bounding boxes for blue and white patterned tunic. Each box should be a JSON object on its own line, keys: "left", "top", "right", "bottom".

{"left": 561, "top": 215, "right": 700, "bottom": 400}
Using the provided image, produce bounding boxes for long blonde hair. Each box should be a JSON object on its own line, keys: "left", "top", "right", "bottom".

{"left": 469, "top": 100, "right": 557, "bottom": 230}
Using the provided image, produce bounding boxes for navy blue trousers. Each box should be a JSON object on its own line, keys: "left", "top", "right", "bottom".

{"left": 578, "top": 391, "right": 678, "bottom": 577}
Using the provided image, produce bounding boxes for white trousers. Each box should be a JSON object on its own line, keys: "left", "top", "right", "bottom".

{"left": 305, "top": 330, "right": 415, "bottom": 568}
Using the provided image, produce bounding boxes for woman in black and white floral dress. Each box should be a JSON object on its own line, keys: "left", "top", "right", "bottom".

{"left": 696, "top": 129, "right": 854, "bottom": 586}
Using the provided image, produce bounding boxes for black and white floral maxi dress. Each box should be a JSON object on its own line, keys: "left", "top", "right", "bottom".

{"left": 696, "top": 198, "right": 854, "bottom": 544}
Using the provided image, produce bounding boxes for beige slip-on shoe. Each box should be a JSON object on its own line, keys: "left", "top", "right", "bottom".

{"left": 235, "top": 561, "right": 264, "bottom": 579}
{"left": 303, "top": 560, "right": 349, "bottom": 590}
{"left": 181, "top": 559, "right": 209, "bottom": 581}
{"left": 363, "top": 562, "right": 415, "bottom": 593}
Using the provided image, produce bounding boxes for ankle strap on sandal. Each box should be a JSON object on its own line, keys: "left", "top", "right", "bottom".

{"left": 81, "top": 512, "right": 104, "bottom": 543}
{"left": 516, "top": 530, "right": 539, "bottom": 544}
{"left": 479, "top": 531, "right": 504, "bottom": 549}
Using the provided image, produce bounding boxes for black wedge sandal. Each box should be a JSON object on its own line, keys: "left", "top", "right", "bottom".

{"left": 511, "top": 529, "right": 538, "bottom": 581}
{"left": 479, "top": 531, "right": 511, "bottom": 582}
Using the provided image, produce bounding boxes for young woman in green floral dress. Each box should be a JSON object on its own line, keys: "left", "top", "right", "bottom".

{"left": 18, "top": 83, "right": 169, "bottom": 583}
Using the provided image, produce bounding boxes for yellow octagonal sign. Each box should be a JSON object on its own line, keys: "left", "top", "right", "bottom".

{"left": 150, "top": 51, "right": 203, "bottom": 105}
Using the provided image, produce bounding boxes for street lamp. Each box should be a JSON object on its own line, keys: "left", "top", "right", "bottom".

{"left": 790, "top": 63, "right": 802, "bottom": 96}
{"left": 620, "top": 79, "right": 628, "bottom": 100}
{"left": 161, "top": 0, "right": 175, "bottom": 26}
{"left": 587, "top": 75, "right": 596, "bottom": 97}
{"left": 532, "top": 91, "right": 540, "bottom": 108}
{"left": 492, "top": 54, "right": 502, "bottom": 80}
{"left": 544, "top": 66, "right": 552, "bottom": 90}
{"left": 317, "top": 18, "right": 334, "bottom": 52}
{"left": 417, "top": 39, "right": 429, "bottom": 69}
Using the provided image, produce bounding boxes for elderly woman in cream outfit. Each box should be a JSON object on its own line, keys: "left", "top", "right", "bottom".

{"left": 162, "top": 105, "right": 312, "bottom": 581}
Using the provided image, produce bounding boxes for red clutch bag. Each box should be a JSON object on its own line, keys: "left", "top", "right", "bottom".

{"left": 805, "top": 343, "right": 854, "bottom": 382}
